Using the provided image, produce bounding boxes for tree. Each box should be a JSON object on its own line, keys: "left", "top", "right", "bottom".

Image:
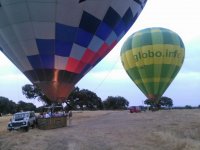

{"left": 160, "top": 97, "right": 173, "bottom": 108}
{"left": 103, "top": 96, "right": 129, "bottom": 110}
{"left": 17, "top": 101, "right": 37, "bottom": 112}
{"left": 22, "top": 84, "right": 103, "bottom": 110}
{"left": 185, "top": 105, "right": 192, "bottom": 109}
{"left": 144, "top": 98, "right": 158, "bottom": 111}
{"left": 68, "top": 87, "right": 103, "bottom": 110}
{"left": 0, "top": 96, "right": 37, "bottom": 114}
{"left": 22, "top": 84, "right": 51, "bottom": 105}
{"left": 8, "top": 100, "right": 17, "bottom": 114}
{"left": 0, "top": 96, "right": 17, "bottom": 114}
{"left": 67, "top": 87, "right": 80, "bottom": 109}
{"left": 144, "top": 96, "right": 173, "bottom": 111}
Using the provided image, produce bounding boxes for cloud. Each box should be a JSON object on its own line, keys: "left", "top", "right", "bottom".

{"left": 0, "top": 52, "right": 13, "bottom": 67}
{"left": 0, "top": 73, "right": 29, "bottom": 82}
{"left": 89, "top": 69, "right": 128, "bottom": 81}
{"left": 181, "top": 37, "right": 200, "bottom": 72}
{"left": 0, "top": 52, "right": 22, "bottom": 77}
{"left": 174, "top": 71, "right": 200, "bottom": 89}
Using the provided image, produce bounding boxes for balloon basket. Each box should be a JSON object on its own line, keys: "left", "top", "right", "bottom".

{"left": 37, "top": 116, "right": 67, "bottom": 130}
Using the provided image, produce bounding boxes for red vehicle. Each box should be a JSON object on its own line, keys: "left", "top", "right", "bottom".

{"left": 129, "top": 106, "right": 141, "bottom": 113}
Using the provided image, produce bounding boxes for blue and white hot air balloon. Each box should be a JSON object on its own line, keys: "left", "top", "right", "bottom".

{"left": 0, "top": 0, "right": 147, "bottom": 102}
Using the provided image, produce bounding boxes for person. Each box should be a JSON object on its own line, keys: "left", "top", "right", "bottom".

{"left": 53, "top": 111, "right": 59, "bottom": 117}
{"left": 68, "top": 111, "right": 72, "bottom": 126}
{"left": 69, "top": 111, "right": 72, "bottom": 118}
{"left": 37, "top": 112, "right": 44, "bottom": 118}
{"left": 44, "top": 112, "right": 50, "bottom": 118}
{"left": 48, "top": 111, "right": 52, "bottom": 117}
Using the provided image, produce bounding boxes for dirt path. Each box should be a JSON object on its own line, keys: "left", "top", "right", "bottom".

{"left": 1, "top": 110, "right": 200, "bottom": 150}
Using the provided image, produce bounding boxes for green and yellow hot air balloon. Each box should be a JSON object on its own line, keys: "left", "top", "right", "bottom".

{"left": 121, "top": 27, "right": 185, "bottom": 101}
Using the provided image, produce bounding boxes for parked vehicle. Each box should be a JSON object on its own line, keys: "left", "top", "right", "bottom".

{"left": 129, "top": 106, "right": 141, "bottom": 113}
{"left": 7, "top": 111, "right": 36, "bottom": 132}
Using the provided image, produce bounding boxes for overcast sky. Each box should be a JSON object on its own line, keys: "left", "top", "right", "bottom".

{"left": 1, "top": 0, "right": 200, "bottom": 107}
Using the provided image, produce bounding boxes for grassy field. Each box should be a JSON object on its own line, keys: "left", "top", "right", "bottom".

{"left": 0, "top": 115, "right": 12, "bottom": 134}
{"left": 1, "top": 110, "right": 200, "bottom": 150}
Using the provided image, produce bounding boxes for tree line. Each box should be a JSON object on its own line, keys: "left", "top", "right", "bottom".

{"left": 22, "top": 84, "right": 176, "bottom": 111}
{"left": 0, "top": 85, "right": 130, "bottom": 114}
{"left": 3, "top": 84, "right": 194, "bottom": 115}
{"left": 22, "top": 84, "right": 129, "bottom": 110}
{"left": 0, "top": 96, "right": 36, "bottom": 115}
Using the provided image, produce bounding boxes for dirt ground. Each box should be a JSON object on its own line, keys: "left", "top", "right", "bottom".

{"left": 1, "top": 110, "right": 200, "bottom": 150}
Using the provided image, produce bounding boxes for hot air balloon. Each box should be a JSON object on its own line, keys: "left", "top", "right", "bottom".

{"left": 121, "top": 27, "right": 185, "bottom": 100}
{"left": 0, "top": 0, "right": 147, "bottom": 102}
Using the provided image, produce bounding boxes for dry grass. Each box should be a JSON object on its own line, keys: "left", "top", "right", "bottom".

{"left": 1, "top": 110, "right": 200, "bottom": 150}
{"left": 0, "top": 115, "right": 11, "bottom": 134}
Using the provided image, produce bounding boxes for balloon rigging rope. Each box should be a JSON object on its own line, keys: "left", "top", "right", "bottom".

{"left": 93, "top": 55, "right": 121, "bottom": 93}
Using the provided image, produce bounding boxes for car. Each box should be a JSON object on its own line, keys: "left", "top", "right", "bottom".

{"left": 129, "top": 106, "right": 141, "bottom": 113}
{"left": 7, "top": 111, "right": 36, "bottom": 132}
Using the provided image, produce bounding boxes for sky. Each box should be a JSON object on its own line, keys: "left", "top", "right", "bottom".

{"left": 0, "top": 0, "right": 200, "bottom": 107}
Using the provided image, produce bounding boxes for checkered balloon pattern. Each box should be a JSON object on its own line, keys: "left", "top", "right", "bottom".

{"left": 0, "top": 0, "right": 147, "bottom": 101}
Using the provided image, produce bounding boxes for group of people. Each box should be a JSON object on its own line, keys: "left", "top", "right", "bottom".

{"left": 38, "top": 110, "right": 72, "bottom": 119}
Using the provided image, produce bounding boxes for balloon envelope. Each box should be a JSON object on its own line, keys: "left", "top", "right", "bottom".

{"left": 121, "top": 27, "right": 185, "bottom": 100}
{"left": 0, "top": 0, "right": 147, "bottom": 102}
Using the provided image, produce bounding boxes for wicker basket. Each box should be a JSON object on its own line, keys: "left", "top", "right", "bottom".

{"left": 37, "top": 116, "right": 67, "bottom": 130}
